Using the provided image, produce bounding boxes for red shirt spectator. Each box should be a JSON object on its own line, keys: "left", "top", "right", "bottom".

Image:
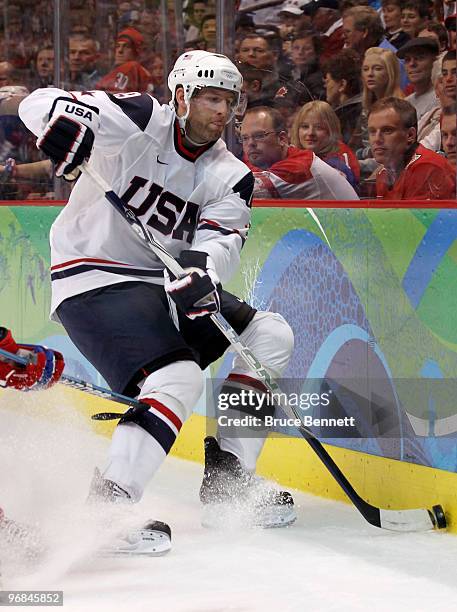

{"left": 290, "top": 100, "right": 360, "bottom": 190}
{"left": 244, "top": 145, "right": 358, "bottom": 200}
{"left": 96, "top": 27, "right": 152, "bottom": 93}
{"left": 375, "top": 144, "right": 455, "bottom": 199}
{"left": 369, "top": 96, "right": 455, "bottom": 200}
{"left": 96, "top": 61, "right": 151, "bottom": 93}
{"left": 303, "top": 0, "right": 344, "bottom": 63}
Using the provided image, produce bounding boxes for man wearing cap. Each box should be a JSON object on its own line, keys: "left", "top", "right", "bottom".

{"left": 368, "top": 96, "right": 455, "bottom": 200}
{"left": 96, "top": 27, "right": 152, "bottom": 93}
{"left": 278, "top": 1, "right": 311, "bottom": 40}
{"left": 303, "top": 0, "right": 344, "bottom": 63}
{"left": 397, "top": 37, "right": 440, "bottom": 122}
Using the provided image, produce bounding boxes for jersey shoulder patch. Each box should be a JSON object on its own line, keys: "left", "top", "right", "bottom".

{"left": 232, "top": 171, "right": 254, "bottom": 208}
{"left": 107, "top": 92, "right": 154, "bottom": 132}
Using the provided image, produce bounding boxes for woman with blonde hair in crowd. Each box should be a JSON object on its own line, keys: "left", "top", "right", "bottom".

{"left": 355, "top": 46, "right": 404, "bottom": 175}
{"left": 290, "top": 100, "right": 360, "bottom": 190}
{"left": 362, "top": 47, "right": 404, "bottom": 112}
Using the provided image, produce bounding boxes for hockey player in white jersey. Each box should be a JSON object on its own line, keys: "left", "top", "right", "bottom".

{"left": 18, "top": 51, "right": 296, "bottom": 554}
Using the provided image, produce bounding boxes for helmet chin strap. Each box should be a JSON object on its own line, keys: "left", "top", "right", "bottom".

{"left": 177, "top": 115, "right": 211, "bottom": 146}
{"left": 184, "top": 127, "right": 212, "bottom": 147}
{"left": 177, "top": 101, "right": 212, "bottom": 147}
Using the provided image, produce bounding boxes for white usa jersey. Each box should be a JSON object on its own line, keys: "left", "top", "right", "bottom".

{"left": 18, "top": 89, "right": 254, "bottom": 319}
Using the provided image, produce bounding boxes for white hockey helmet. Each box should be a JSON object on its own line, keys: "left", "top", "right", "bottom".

{"left": 168, "top": 50, "right": 243, "bottom": 125}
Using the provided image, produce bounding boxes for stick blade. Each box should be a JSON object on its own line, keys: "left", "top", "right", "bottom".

{"left": 379, "top": 505, "right": 446, "bottom": 532}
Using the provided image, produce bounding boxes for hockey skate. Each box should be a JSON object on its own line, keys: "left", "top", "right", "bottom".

{"left": 87, "top": 468, "right": 171, "bottom": 556}
{"left": 199, "top": 437, "right": 296, "bottom": 529}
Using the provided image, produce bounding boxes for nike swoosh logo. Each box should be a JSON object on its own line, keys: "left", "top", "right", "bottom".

{"left": 157, "top": 156, "right": 168, "bottom": 165}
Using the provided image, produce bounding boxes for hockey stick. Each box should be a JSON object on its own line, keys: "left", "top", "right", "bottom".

{"left": 77, "top": 161, "right": 446, "bottom": 532}
{"left": 0, "top": 346, "right": 142, "bottom": 412}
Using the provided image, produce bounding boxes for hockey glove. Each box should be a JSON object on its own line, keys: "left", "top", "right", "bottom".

{"left": 0, "top": 327, "right": 65, "bottom": 391}
{"left": 164, "top": 250, "right": 221, "bottom": 320}
{"left": 37, "top": 97, "right": 100, "bottom": 181}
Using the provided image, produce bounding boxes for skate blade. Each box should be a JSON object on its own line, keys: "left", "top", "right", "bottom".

{"left": 99, "top": 528, "right": 171, "bottom": 557}
{"left": 201, "top": 502, "right": 297, "bottom": 530}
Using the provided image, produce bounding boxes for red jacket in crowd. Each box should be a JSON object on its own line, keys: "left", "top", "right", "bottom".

{"left": 375, "top": 145, "right": 456, "bottom": 200}
{"left": 96, "top": 61, "right": 151, "bottom": 93}
{"left": 244, "top": 146, "right": 358, "bottom": 200}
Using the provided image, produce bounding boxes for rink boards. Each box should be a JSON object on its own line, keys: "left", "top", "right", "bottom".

{"left": 2, "top": 200, "right": 457, "bottom": 530}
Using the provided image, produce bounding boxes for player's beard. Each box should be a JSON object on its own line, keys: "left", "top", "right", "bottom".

{"left": 186, "top": 115, "right": 225, "bottom": 145}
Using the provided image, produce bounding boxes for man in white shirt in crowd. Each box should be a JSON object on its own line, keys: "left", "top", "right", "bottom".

{"left": 397, "top": 37, "right": 440, "bottom": 122}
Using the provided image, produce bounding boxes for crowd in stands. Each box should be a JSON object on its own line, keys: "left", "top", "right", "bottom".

{"left": 0, "top": 0, "right": 454, "bottom": 201}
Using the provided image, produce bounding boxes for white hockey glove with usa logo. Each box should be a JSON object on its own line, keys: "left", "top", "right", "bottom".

{"left": 164, "top": 250, "right": 221, "bottom": 320}
{"left": 37, "top": 97, "right": 100, "bottom": 181}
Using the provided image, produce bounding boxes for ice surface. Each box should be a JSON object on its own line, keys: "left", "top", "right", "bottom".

{"left": 1, "top": 389, "right": 457, "bottom": 612}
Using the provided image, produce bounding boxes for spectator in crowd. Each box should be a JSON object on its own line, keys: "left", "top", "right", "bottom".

{"left": 302, "top": 0, "right": 344, "bottom": 63}
{"left": 342, "top": 6, "right": 387, "bottom": 53}
{"left": 237, "top": 62, "right": 271, "bottom": 106}
{"left": 235, "top": 12, "right": 256, "bottom": 40}
{"left": 238, "top": 33, "right": 281, "bottom": 100}
{"left": 138, "top": 8, "right": 164, "bottom": 55}
{"left": 239, "top": 105, "right": 358, "bottom": 200}
{"left": 237, "top": 32, "right": 278, "bottom": 70}
{"left": 362, "top": 47, "right": 404, "bottom": 111}
{"left": 200, "top": 14, "right": 217, "bottom": 51}
{"left": 0, "top": 7, "right": 29, "bottom": 71}
{"left": 401, "top": 1, "right": 432, "bottom": 39}
{"left": 69, "top": 10, "right": 94, "bottom": 38}
{"left": 278, "top": 0, "right": 310, "bottom": 41}
{"left": 272, "top": 92, "right": 302, "bottom": 137}
{"left": 420, "top": 49, "right": 456, "bottom": 149}
{"left": 30, "top": 45, "right": 54, "bottom": 89}
{"left": 96, "top": 27, "right": 152, "bottom": 93}
{"left": 290, "top": 100, "right": 360, "bottom": 190}
{"left": 441, "top": 102, "right": 456, "bottom": 164}
{"left": 0, "top": 62, "right": 21, "bottom": 88}
{"left": 323, "top": 48, "right": 362, "bottom": 146}
{"left": 397, "top": 37, "right": 439, "bottom": 122}
{"left": 185, "top": 0, "right": 211, "bottom": 42}
{"left": 381, "top": 0, "right": 410, "bottom": 50}
{"left": 441, "top": 49, "right": 456, "bottom": 102}
{"left": 368, "top": 96, "right": 455, "bottom": 199}
{"left": 68, "top": 35, "right": 101, "bottom": 90}
{"left": 288, "top": 31, "right": 325, "bottom": 102}
{"left": 418, "top": 22, "right": 449, "bottom": 54}
{"left": 144, "top": 53, "right": 166, "bottom": 103}
{"left": 342, "top": 6, "right": 409, "bottom": 87}
{"left": 356, "top": 47, "right": 404, "bottom": 157}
